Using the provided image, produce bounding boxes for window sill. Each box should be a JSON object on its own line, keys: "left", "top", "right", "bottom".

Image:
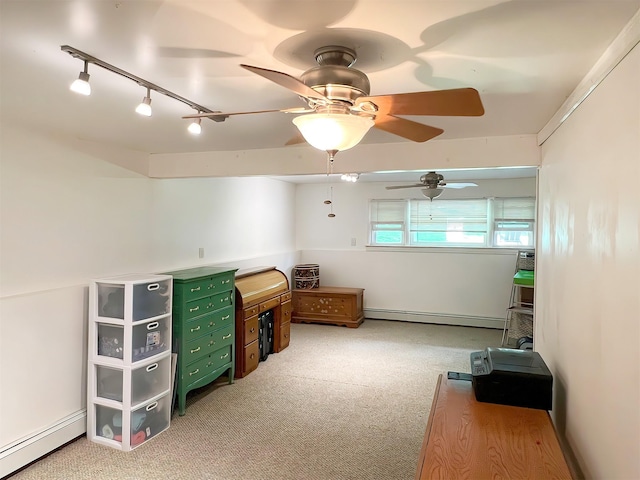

{"left": 364, "top": 245, "right": 533, "bottom": 255}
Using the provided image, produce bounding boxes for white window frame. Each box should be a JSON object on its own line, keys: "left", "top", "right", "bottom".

{"left": 368, "top": 197, "right": 535, "bottom": 249}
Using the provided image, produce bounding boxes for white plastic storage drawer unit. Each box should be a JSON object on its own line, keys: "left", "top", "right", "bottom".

{"left": 88, "top": 273, "right": 173, "bottom": 451}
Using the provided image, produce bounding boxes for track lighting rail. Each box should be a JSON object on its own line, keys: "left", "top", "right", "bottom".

{"left": 60, "top": 45, "right": 227, "bottom": 122}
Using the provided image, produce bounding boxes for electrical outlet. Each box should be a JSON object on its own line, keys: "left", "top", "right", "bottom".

{"left": 198, "top": 247, "right": 204, "bottom": 259}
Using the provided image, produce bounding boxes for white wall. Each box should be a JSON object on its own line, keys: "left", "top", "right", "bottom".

{"left": 0, "top": 126, "right": 297, "bottom": 475}
{"left": 296, "top": 177, "right": 536, "bottom": 326}
{"left": 536, "top": 44, "right": 639, "bottom": 479}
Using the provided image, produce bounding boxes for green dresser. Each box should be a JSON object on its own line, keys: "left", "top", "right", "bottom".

{"left": 164, "top": 266, "right": 237, "bottom": 416}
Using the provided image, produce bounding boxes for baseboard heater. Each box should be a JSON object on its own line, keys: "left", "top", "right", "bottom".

{"left": 0, "top": 410, "right": 86, "bottom": 478}
{"left": 364, "top": 309, "right": 503, "bottom": 329}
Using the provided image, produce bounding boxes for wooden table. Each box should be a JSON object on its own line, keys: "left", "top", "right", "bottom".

{"left": 416, "top": 374, "right": 572, "bottom": 479}
{"left": 291, "top": 286, "right": 364, "bottom": 328}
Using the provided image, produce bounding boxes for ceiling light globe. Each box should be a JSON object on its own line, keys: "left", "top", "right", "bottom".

{"left": 421, "top": 188, "right": 444, "bottom": 200}
{"left": 293, "top": 113, "right": 374, "bottom": 152}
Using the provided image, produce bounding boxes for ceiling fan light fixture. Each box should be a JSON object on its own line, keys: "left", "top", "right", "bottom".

{"left": 70, "top": 61, "right": 91, "bottom": 96}
{"left": 292, "top": 113, "right": 374, "bottom": 152}
{"left": 341, "top": 173, "right": 359, "bottom": 183}
{"left": 421, "top": 187, "right": 444, "bottom": 200}
{"left": 135, "top": 88, "right": 152, "bottom": 117}
{"left": 188, "top": 118, "right": 202, "bottom": 135}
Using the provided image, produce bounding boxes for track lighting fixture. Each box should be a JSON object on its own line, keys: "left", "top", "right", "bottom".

{"left": 135, "top": 88, "right": 152, "bottom": 117}
{"left": 61, "top": 45, "right": 225, "bottom": 125}
{"left": 70, "top": 60, "right": 91, "bottom": 96}
{"left": 188, "top": 117, "right": 202, "bottom": 135}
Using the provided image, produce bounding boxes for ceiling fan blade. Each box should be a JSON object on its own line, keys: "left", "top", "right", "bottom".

{"left": 374, "top": 115, "right": 444, "bottom": 142}
{"left": 241, "top": 64, "right": 329, "bottom": 102}
{"left": 385, "top": 184, "right": 425, "bottom": 190}
{"left": 443, "top": 182, "right": 478, "bottom": 189}
{"left": 182, "top": 107, "right": 312, "bottom": 119}
{"left": 357, "top": 88, "right": 484, "bottom": 116}
{"left": 157, "top": 47, "right": 240, "bottom": 59}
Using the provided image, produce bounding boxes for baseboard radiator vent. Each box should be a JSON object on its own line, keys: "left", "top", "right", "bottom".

{"left": 0, "top": 410, "right": 86, "bottom": 478}
{"left": 364, "top": 309, "right": 503, "bottom": 329}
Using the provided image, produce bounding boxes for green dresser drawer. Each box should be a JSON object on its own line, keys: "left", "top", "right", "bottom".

{"left": 177, "top": 272, "right": 235, "bottom": 303}
{"left": 182, "top": 345, "right": 233, "bottom": 388}
{"left": 182, "top": 323, "right": 234, "bottom": 366}
{"left": 181, "top": 290, "right": 233, "bottom": 321}
{"left": 183, "top": 306, "right": 233, "bottom": 343}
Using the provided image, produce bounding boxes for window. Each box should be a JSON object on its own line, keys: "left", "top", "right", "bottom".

{"left": 369, "top": 200, "right": 406, "bottom": 245}
{"left": 492, "top": 198, "right": 536, "bottom": 247}
{"left": 369, "top": 197, "right": 535, "bottom": 248}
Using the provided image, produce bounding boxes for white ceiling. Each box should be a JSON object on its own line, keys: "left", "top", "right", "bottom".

{"left": 1, "top": 1, "right": 638, "bottom": 180}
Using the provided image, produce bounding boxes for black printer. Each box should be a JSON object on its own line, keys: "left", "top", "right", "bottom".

{"left": 470, "top": 347, "right": 553, "bottom": 410}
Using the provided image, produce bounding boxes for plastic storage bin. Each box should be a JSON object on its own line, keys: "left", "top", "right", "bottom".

{"left": 95, "top": 354, "right": 171, "bottom": 405}
{"left": 96, "top": 315, "right": 170, "bottom": 363}
{"left": 97, "top": 278, "right": 171, "bottom": 321}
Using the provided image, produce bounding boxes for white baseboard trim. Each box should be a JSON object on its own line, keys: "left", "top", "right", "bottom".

{"left": 0, "top": 410, "right": 86, "bottom": 478}
{"left": 364, "top": 309, "right": 503, "bottom": 329}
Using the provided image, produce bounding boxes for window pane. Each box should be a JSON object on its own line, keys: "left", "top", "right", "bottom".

{"left": 374, "top": 231, "right": 403, "bottom": 244}
{"left": 494, "top": 231, "right": 534, "bottom": 247}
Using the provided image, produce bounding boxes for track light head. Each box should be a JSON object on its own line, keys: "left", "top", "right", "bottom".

{"left": 70, "top": 61, "right": 91, "bottom": 96}
{"left": 135, "top": 88, "right": 152, "bottom": 117}
{"left": 188, "top": 117, "right": 202, "bottom": 135}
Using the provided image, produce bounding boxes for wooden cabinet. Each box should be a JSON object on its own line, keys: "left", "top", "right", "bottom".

{"left": 163, "top": 266, "right": 237, "bottom": 416}
{"left": 234, "top": 267, "right": 291, "bottom": 378}
{"left": 292, "top": 286, "right": 364, "bottom": 328}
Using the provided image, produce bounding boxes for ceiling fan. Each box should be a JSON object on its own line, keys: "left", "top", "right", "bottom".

{"left": 385, "top": 171, "right": 477, "bottom": 200}
{"left": 184, "top": 45, "right": 484, "bottom": 157}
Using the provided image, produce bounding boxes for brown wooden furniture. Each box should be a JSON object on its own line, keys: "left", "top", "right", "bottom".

{"left": 234, "top": 266, "right": 291, "bottom": 378}
{"left": 416, "top": 374, "right": 572, "bottom": 480}
{"left": 292, "top": 286, "right": 364, "bottom": 328}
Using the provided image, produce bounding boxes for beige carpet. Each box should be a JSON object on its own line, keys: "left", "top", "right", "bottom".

{"left": 9, "top": 320, "right": 500, "bottom": 480}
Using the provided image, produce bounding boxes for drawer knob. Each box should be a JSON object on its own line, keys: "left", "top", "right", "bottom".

{"left": 221, "top": 352, "right": 229, "bottom": 359}
{"left": 190, "top": 325, "right": 201, "bottom": 332}
{"left": 209, "top": 340, "right": 215, "bottom": 346}
{"left": 222, "top": 314, "right": 230, "bottom": 320}
{"left": 146, "top": 322, "right": 159, "bottom": 330}
{"left": 190, "top": 346, "right": 201, "bottom": 354}
{"left": 209, "top": 322, "right": 216, "bottom": 327}
{"left": 284, "top": 333, "right": 289, "bottom": 338}
{"left": 223, "top": 333, "right": 232, "bottom": 340}
{"left": 250, "top": 353, "right": 255, "bottom": 359}
{"left": 146, "top": 401, "right": 158, "bottom": 411}
{"left": 189, "top": 368, "right": 199, "bottom": 376}
{"left": 147, "top": 283, "right": 159, "bottom": 291}
{"left": 189, "top": 306, "right": 199, "bottom": 313}
{"left": 191, "top": 286, "right": 201, "bottom": 292}
{"left": 250, "top": 328, "right": 255, "bottom": 333}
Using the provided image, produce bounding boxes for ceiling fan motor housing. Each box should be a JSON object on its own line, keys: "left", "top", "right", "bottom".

{"left": 420, "top": 172, "right": 445, "bottom": 188}
{"left": 301, "top": 65, "right": 370, "bottom": 104}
